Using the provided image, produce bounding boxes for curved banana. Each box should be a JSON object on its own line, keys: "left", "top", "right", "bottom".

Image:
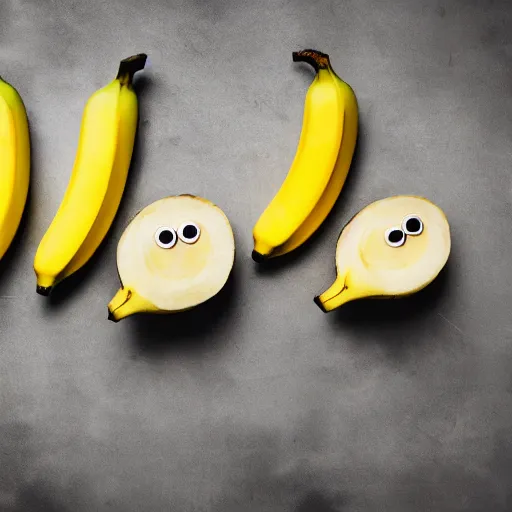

{"left": 34, "top": 54, "right": 147, "bottom": 295}
{"left": 252, "top": 49, "right": 358, "bottom": 261}
{"left": 0, "top": 76, "right": 30, "bottom": 262}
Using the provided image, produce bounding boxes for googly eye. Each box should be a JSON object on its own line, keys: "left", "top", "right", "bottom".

{"left": 155, "top": 226, "right": 177, "bottom": 249}
{"left": 402, "top": 214, "right": 423, "bottom": 236}
{"left": 385, "top": 227, "right": 406, "bottom": 248}
{"left": 178, "top": 222, "right": 200, "bottom": 244}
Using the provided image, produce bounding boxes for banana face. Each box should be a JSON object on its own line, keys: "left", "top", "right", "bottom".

{"left": 108, "top": 195, "right": 235, "bottom": 321}
{"left": 315, "top": 196, "right": 451, "bottom": 312}
{"left": 132, "top": 206, "right": 220, "bottom": 287}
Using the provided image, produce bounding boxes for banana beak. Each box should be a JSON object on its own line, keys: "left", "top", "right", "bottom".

{"left": 108, "top": 287, "right": 154, "bottom": 322}
{"left": 314, "top": 275, "right": 368, "bottom": 312}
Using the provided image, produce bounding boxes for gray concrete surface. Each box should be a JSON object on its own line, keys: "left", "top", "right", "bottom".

{"left": 1, "top": 0, "right": 512, "bottom": 510}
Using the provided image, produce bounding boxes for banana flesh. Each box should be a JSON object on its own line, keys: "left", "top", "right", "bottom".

{"left": 0, "top": 76, "right": 30, "bottom": 262}
{"left": 33, "top": 54, "right": 147, "bottom": 295}
{"left": 252, "top": 49, "right": 358, "bottom": 261}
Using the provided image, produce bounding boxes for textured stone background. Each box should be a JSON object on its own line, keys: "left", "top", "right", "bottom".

{"left": 1, "top": 0, "right": 512, "bottom": 510}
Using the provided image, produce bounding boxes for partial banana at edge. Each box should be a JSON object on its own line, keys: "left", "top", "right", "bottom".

{"left": 34, "top": 53, "right": 147, "bottom": 295}
{"left": 252, "top": 49, "right": 358, "bottom": 261}
{"left": 0, "top": 76, "right": 30, "bottom": 263}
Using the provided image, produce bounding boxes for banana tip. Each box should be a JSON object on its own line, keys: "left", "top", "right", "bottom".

{"left": 313, "top": 295, "right": 328, "bottom": 313}
{"left": 36, "top": 285, "right": 52, "bottom": 297}
{"left": 251, "top": 250, "right": 267, "bottom": 263}
{"left": 108, "top": 309, "right": 119, "bottom": 323}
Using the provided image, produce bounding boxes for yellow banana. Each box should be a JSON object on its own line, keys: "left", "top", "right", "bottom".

{"left": 0, "top": 76, "right": 30, "bottom": 262}
{"left": 34, "top": 54, "right": 147, "bottom": 295}
{"left": 252, "top": 49, "right": 358, "bottom": 261}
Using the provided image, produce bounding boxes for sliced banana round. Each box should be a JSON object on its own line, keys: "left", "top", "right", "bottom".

{"left": 315, "top": 195, "right": 450, "bottom": 312}
{"left": 109, "top": 195, "right": 235, "bottom": 320}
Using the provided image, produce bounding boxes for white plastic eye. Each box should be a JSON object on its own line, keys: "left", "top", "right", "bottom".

{"left": 155, "top": 226, "right": 177, "bottom": 249}
{"left": 178, "top": 222, "right": 201, "bottom": 244}
{"left": 402, "top": 214, "right": 423, "bottom": 236}
{"left": 385, "top": 227, "right": 406, "bottom": 247}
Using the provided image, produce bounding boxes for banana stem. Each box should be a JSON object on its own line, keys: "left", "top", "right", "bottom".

{"left": 292, "top": 49, "right": 331, "bottom": 72}
{"left": 116, "top": 53, "right": 148, "bottom": 86}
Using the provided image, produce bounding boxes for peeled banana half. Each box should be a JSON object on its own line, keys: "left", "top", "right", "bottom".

{"left": 315, "top": 195, "right": 451, "bottom": 312}
{"left": 108, "top": 195, "right": 235, "bottom": 322}
{"left": 34, "top": 54, "right": 147, "bottom": 295}
{"left": 0, "top": 76, "right": 30, "bottom": 262}
{"left": 252, "top": 49, "right": 358, "bottom": 261}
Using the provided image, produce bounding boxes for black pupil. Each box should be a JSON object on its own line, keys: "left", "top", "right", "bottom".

{"left": 388, "top": 229, "right": 404, "bottom": 244}
{"left": 183, "top": 224, "right": 198, "bottom": 239}
{"left": 406, "top": 218, "right": 421, "bottom": 233}
{"left": 158, "top": 229, "right": 174, "bottom": 245}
